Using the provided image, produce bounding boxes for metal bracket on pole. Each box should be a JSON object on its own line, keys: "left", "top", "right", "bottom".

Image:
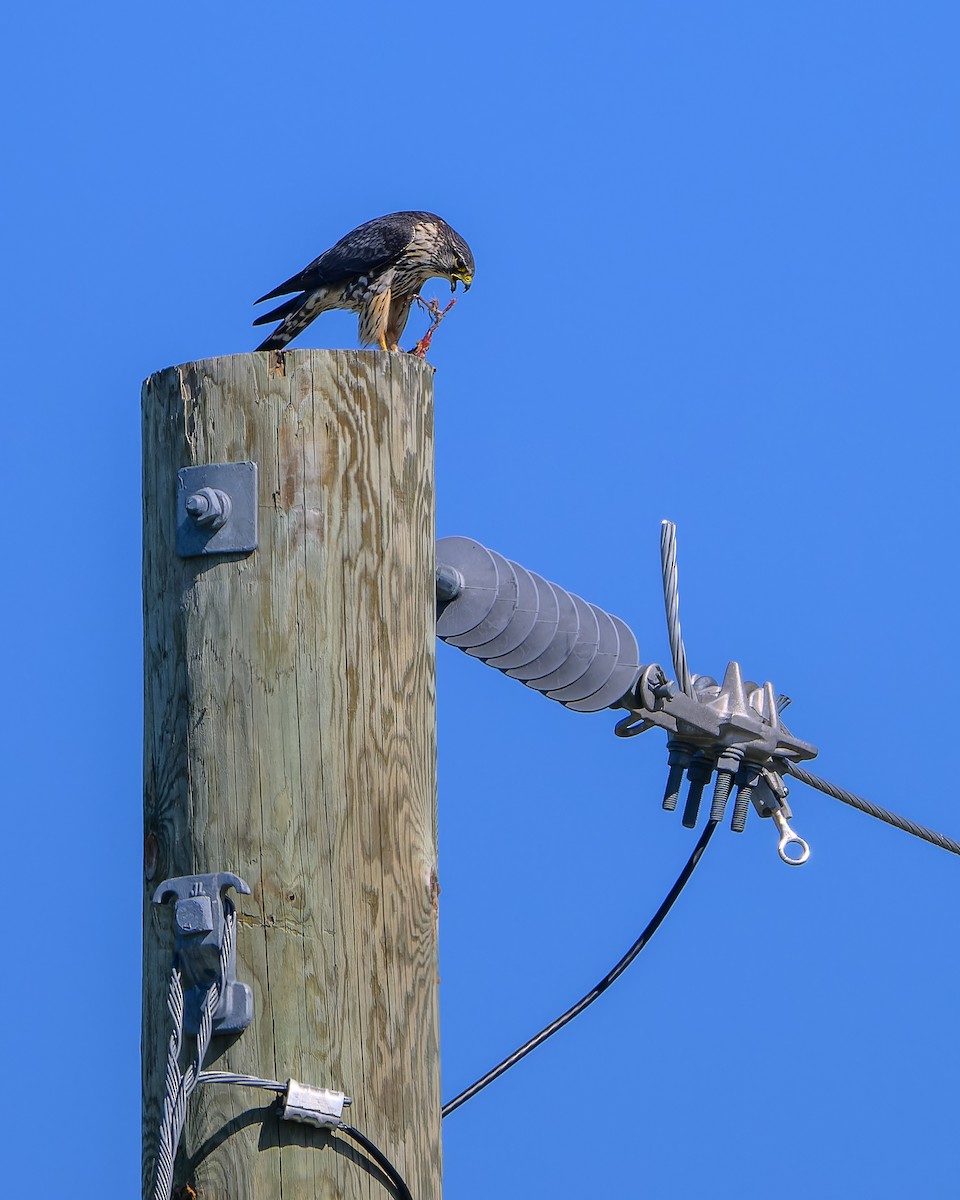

{"left": 176, "top": 461, "right": 258, "bottom": 557}
{"left": 152, "top": 871, "right": 254, "bottom": 1035}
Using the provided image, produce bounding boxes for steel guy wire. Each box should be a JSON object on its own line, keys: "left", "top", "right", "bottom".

{"left": 152, "top": 899, "right": 236, "bottom": 1200}
{"left": 198, "top": 1070, "right": 286, "bottom": 1091}
{"left": 659, "top": 520, "right": 693, "bottom": 696}
{"left": 784, "top": 761, "right": 960, "bottom": 857}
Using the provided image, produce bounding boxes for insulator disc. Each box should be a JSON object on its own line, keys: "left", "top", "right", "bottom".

{"left": 445, "top": 549, "right": 518, "bottom": 649}
{"left": 484, "top": 572, "right": 560, "bottom": 669}
{"left": 434, "top": 536, "right": 644, "bottom": 718}
{"left": 522, "top": 593, "right": 600, "bottom": 692}
{"left": 564, "top": 615, "right": 641, "bottom": 712}
{"left": 504, "top": 580, "right": 580, "bottom": 681}
{"left": 436, "top": 537, "right": 499, "bottom": 640}
{"left": 466, "top": 559, "right": 539, "bottom": 660}
{"left": 547, "top": 604, "right": 621, "bottom": 702}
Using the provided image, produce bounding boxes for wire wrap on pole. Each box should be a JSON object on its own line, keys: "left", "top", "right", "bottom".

{"left": 784, "top": 762, "right": 960, "bottom": 857}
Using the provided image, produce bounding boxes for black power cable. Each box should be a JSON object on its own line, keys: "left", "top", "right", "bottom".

{"left": 338, "top": 1122, "right": 414, "bottom": 1200}
{"left": 442, "top": 817, "right": 719, "bottom": 1118}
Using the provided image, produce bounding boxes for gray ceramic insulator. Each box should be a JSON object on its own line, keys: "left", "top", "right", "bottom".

{"left": 436, "top": 536, "right": 642, "bottom": 714}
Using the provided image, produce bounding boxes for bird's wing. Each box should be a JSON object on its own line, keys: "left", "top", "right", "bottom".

{"left": 255, "top": 216, "right": 415, "bottom": 304}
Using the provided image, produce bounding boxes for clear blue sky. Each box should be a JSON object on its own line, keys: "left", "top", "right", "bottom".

{"left": 3, "top": 3, "right": 959, "bottom": 1196}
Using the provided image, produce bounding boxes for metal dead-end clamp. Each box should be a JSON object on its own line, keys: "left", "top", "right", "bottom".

{"left": 196, "top": 1070, "right": 353, "bottom": 1127}
{"left": 152, "top": 871, "right": 254, "bottom": 1034}
{"left": 613, "top": 522, "right": 818, "bottom": 866}
{"left": 616, "top": 663, "right": 815, "bottom": 864}
{"left": 283, "top": 1080, "right": 352, "bottom": 1129}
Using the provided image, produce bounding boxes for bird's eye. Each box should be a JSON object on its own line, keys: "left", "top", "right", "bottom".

{"left": 454, "top": 257, "right": 466, "bottom": 272}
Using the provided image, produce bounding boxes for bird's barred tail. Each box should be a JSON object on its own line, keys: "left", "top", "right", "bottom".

{"left": 253, "top": 290, "right": 334, "bottom": 351}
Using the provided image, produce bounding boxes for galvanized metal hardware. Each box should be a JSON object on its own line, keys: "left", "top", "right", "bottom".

{"left": 282, "top": 1079, "right": 352, "bottom": 1129}
{"left": 616, "top": 662, "right": 815, "bottom": 762}
{"left": 152, "top": 871, "right": 254, "bottom": 1034}
{"left": 770, "top": 804, "right": 809, "bottom": 865}
{"left": 435, "top": 536, "right": 642, "bottom": 714}
{"left": 436, "top": 561, "right": 464, "bottom": 603}
{"left": 176, "top": 461, "right": 258, "bottom": 557}
{"left": 758, "top": 767, "right": 810, "bottom": 865}
{"left": 613, "top": 522, "right": 817, "bottom": 865}
{"left": 186, "top": 486, "right": 232, "bottom": 530}
{"left": 434, "top": 525, "right": 818, "bottom": 866}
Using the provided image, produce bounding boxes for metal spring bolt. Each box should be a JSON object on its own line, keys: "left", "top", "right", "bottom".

{"left": 731, "top": 782, "right": 753, "bottom": 833}
{"left": 710, "top": 769, "right": 736, "bottom": 823}
{"left": 683, "top": 754, "right": 714, "bottom": 829}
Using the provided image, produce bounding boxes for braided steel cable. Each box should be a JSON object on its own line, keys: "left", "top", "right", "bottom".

{"left": 659, "top": 521, "right": 693, "bottom": 696}
{"left": 198, "top": 1070, "right": 285, "bottom": 1091}
{"left": 783, "top": 763, "right": 960, "bottom": 857}
{"left": 153, "top": 967, "right": 185, "bottom": 1200}
{"left": 152, "top": 900, "right": 237, "bottom": 1200}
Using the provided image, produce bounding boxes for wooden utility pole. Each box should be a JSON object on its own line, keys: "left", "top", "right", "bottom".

{"left": 141, "top": 351, "right": 440, "bottom": 1200}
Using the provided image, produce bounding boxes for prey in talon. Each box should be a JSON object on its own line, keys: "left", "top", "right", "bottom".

{"left": 409, "top": 295, "right": 458, "bottom": 359}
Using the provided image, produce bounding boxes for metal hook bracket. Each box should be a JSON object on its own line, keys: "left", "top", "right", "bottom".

{"left": 152, "top": 871, "right": 254, "bottom": 1035}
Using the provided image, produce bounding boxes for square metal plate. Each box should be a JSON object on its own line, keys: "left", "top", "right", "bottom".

{"left": 176, "top": 461, "right": 258, "bottom": 557}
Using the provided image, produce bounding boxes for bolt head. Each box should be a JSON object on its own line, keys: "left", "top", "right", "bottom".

{"left": 185, "top": 487, "right": 232, "bottom": 531}
{"left": 186, "top": 493, "right": 211, "bottom": 517}
{"left": 175, "top": 895, "right": 214, "bottom": 935}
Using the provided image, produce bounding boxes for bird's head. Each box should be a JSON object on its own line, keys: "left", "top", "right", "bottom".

{"left": 437, "top": 225, "right": 475, "bottom": 293}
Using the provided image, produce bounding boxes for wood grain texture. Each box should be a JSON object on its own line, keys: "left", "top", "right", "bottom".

{"left": 142, "top": 351, "right": 439, "bottom": 1200}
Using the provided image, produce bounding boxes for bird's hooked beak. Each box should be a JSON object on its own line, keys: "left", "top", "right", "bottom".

{"left": 451, "top": 273, "right": 473, "bottom": 294}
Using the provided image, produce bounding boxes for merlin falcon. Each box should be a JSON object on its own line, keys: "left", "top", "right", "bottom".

{"left": 253, "top": 211, "right": 475, "bottom": 352}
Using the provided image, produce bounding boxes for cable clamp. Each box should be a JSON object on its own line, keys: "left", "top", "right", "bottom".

{"left": 282, "top": 1079, "right": 352, "bottom": 1128}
